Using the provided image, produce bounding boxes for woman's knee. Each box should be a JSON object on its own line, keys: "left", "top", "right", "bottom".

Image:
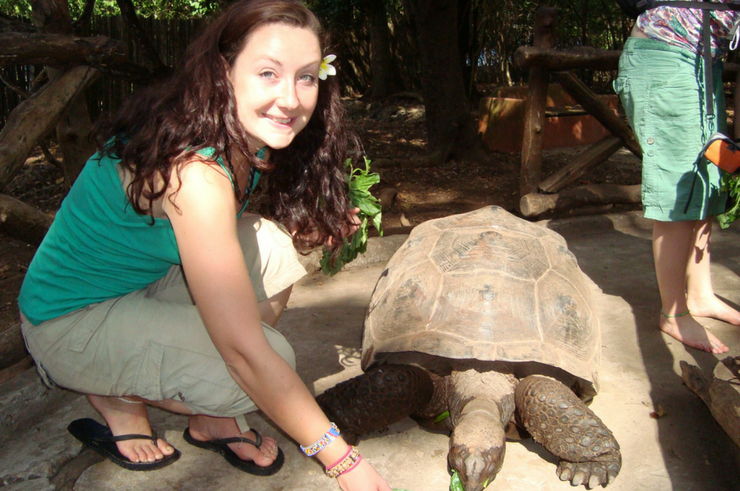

{"left": 263, "top": 322, "right": 296, "bottom": 369}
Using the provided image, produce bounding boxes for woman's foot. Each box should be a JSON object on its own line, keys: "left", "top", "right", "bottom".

{"left": 659, "top": 314, "right": 729, "bottom": 354}
{"left": 87, "top": 394, "right": 176, "bottom": 464}
{"left": 687, "top": 295, "right": 740, "bottom": 326}
{"left": 186, "top": 414, "right": 279, "bottom": 468}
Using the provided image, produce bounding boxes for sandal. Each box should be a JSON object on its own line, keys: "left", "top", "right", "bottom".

{"left": 68, "top": 418, "right": 180, "bottom": 471}
{"left": 182, "top": 427, "right": 284, "bottom": 476}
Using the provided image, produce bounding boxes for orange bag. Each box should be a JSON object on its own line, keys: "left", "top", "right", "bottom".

{"left": 702, "top": 133, "right": 740, "bottom": 174}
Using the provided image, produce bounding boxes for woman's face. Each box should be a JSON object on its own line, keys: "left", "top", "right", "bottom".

{"left": 229, "top": 23, "right": 322, "bottom": 152}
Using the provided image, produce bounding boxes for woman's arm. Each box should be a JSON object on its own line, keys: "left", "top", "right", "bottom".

{"left": 164, "top": 161, "right": 389, "bottom": 489}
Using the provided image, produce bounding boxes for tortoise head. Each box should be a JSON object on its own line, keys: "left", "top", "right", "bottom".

{"left": 448, "top": 439, "right": 504, "bottom": 491}
{"left": 447, "top": 411, "right": 507, "bottom": 491}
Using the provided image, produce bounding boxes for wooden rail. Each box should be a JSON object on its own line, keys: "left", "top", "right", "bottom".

{"left": 515, "top": 6, "right": 641, "bottom": 217}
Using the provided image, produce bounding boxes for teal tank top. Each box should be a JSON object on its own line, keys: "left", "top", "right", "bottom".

{"left": 19, "top": 147, "right": 262, "bottom": 326}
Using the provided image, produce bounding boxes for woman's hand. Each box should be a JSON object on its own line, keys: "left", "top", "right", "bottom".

{"left": 336, "top": 458, "right": 392, "bottom": 491}
{"left": 292, "top": 207, "right": 362, "bottom": 247}
{"left": 336, "top": 207, "right": 362, "bottom": 242}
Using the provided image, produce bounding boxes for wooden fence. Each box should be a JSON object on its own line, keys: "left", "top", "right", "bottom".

{"left": 0, "top": 16, "right": 204, "bottom": 127}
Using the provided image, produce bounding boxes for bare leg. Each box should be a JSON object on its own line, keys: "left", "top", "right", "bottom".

{"left": 685, "top": 219, "right": 740, "bottom": 325}
{"left": 652, "top": 220, "right": 728, "bottom": 354}
{"left": 134, "top": 397, "right": 279, "bottom": 468}
{"left": 87, "top": 395, "right": 176, "bottom": 464}
{"left": 185, "top": 414, "right": 280, "bottom": 467}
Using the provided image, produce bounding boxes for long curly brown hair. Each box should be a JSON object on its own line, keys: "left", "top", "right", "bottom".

{"left": 94, "top": 0, "right": 361, "bottom": 254}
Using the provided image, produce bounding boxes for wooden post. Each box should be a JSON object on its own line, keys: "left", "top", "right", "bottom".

{"left": 520, "top": 6, "right": 558, "bottom": 197}
{"left": 0, "top": 323, "right": 26, "bottom": 371}
{"left": 539, "top": 136, "right": 624, "bottom": 193}
{"left": 552, "top": 71, "right": 642, "bottom": 158}
{"left": 520, "top": 184, "right": 641, "bottom": 217}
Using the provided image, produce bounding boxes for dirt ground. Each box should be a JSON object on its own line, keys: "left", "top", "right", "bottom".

{"left": 0, "top": 97, "right": 643, "bottom": 341}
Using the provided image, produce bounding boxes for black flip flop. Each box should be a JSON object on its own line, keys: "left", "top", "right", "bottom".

{"left": 67, "top": 418, "right": 181, "bottom": 471}
{"left": 182, "top": 427, "right": 284, "bottom": 476}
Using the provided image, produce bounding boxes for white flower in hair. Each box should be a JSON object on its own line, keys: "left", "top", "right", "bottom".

{"left": 319, "top": 54, "right": 337, "bottom": 80}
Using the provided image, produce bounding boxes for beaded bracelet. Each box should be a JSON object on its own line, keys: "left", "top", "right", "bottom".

{"left": 300, "top": 422, "right": 340, "bottom": 456}
{"left": 325, "top": 445, "right": 361, "bottom": 478}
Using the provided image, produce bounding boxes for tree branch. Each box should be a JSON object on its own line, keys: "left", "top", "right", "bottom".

{"left": 0, "top": 65, "right": 99, "bottom": 192}
{"left": 116, "top": 0, "right": 169, "bottom": 77}
{"left": 0, "top": 32, "right": 127, "bottom": 68}
{"left": 73, "top": 0, "right": 96, "bottom": 33}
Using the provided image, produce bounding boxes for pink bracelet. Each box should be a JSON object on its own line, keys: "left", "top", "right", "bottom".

{"left": 326, "top": 445, "right": 353, "bottom": 469}
{"left": 325, "top": 445, "right": 361, "bottom": 478}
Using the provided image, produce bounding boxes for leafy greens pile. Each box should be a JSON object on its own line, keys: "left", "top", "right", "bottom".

{"left": 320, "top": 156, "right": 383, "bottom": 275}
{"left": 718, "top": 173, "right": 740, "bottom": 229}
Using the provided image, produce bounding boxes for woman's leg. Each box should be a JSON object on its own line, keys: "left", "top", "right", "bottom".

{"left": 653, "top": 219, "right": 728, "bottom": 353}
{"left": 88, "top": 395, "right": 279, "bottom": 467}
{"left": 86, "top": 394, "right": 176, "bottom": 464}
{"left": 685, "top": 219, "right": 740, "bottom": 325}
{"left": 22, "top": 216, "right": 306, "bottom": 466}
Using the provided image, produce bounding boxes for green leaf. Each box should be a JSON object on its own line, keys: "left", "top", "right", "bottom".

{"left": 718, "top": 172, "right": 740, "bottom": 229}
{"left": 450, "top": 471, "right": 464, "bottom": 491}
{"left": 321, "top": 158, "right": 383, "bottom": 276}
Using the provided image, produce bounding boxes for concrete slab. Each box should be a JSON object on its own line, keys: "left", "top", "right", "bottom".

{"left": 2, "top": 210, "right": 740, "bottom": 490}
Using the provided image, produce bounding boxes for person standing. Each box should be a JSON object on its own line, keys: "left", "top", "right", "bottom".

{"left": 614, "top": 1, "right": 740, "bottom": 353}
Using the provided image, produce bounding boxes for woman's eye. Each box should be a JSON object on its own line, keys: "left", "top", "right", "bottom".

{"left": 260, "top": 70, "right": 276, "bottom": 79}
{"left": 299, "top": 74, "right": 316, "bottom": 83}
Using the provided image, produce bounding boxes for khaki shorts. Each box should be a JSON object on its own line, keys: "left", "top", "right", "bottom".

{"left": 21, "top": 215, "right": 307, "bottom": 418}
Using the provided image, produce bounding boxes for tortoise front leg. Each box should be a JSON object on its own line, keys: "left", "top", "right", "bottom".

{"left": 316, "top": 364, "right": 434, "bottom": 443}
{"left": 515, "top": 375, "right": 621, "bottom": 489}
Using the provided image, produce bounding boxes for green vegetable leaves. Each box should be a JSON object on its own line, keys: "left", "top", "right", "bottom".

{"left": 450, "top": 471, "right": 464, "bottom": 491}
{"left": 718, "top": 172, "right": 740, "bottom": 229}
{"left": 321, "top": 156, "right": 383, "bottom": 275}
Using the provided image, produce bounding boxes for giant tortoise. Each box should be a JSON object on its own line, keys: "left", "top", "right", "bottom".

{"left": 317, "top": 206, "right": 621, "bottom": 490}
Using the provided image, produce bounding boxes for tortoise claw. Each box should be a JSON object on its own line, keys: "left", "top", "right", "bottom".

{"left": 558, "top": 460, "right": 615, "bottom": 489}
{"left": 516, "top": 375, "right": 622, "bottom": 488}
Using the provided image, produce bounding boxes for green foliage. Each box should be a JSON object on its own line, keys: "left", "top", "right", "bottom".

{"left": 0, "top": 0, "right": 222, "bottom": 19}
{"left": 718, "top": 173, "right": 740, "bottom": 229}
{"left": 450, "top": 471, "right": 464, "bottom": 491}
{"left": 308, "top": 0, "right": 630, "bottom": 95}
{"left": 320, "top": 156, "right": 383, "bottom": 276}
{"left": 0, "top": 0, "right": 31, "bottom": 17}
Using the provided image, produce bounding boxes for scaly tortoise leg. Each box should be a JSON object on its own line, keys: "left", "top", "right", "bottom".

{"left": 316, "top": 364, "right": 434, "bottom": 443}
{"left": 515, "top": 375, "right": 621, "bottom": 489}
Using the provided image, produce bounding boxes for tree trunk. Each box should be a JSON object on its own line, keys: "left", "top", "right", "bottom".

{"left": 0, "top": 194, "right": 55, "bottom": 244}
{"left": 54, "top": 92, "right": 95, "bottom": 188}
{"left": 0, "top": 323, "right": 26, "bottom": 371}
{"left": 116, "top": 0, "right": 169, "bottom": 77}
{"left": 32, "top": 0, "right": 96, "bottom": 188}
{"left": 519, "top": 184, "right": 641, "bottom": 217}
{"left": 0, "top": 65, "right": 99, "bottom": 191}
{"left": 681, "top": 358, "right": 740, "bottom": 450}
{"left": 405, "top": 0, "right": 483, "bottom": 164}
{"left": 365, "top": 0, "right": 402, "bottom": 99}
{"left": 0, "top": 32, "right": 127, "bottom": 67}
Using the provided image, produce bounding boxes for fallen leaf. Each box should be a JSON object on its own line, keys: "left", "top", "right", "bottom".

{"left": 650, "top": 405, "right": 667, "bottom": 419}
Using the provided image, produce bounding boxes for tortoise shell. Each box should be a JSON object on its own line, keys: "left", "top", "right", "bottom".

{"left": 361, "top": 206, "right": 600, "bottom": 394}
